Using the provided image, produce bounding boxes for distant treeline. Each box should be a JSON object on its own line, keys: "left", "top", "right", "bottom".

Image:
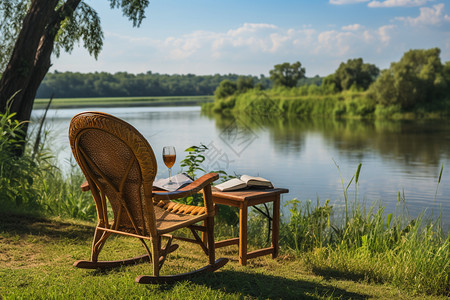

{"left": 36, "top": 71, "right": 323, "bottom": 98}
{"left": 206, "top": 48, "right": 450, "bottom": 119}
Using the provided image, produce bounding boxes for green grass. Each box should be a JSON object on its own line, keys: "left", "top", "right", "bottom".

{"left": 0, "top": 212, "right": 444, "bottom": 300}
{"left": 33, "top": 95, "right": 214, "bottom": 109}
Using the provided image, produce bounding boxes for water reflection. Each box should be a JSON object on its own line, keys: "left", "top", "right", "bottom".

{"left": 205, "top": 112, "right": 449, "bottom": 168}
{"left": 204, "top": 111, "right": 449, "bottom": 227}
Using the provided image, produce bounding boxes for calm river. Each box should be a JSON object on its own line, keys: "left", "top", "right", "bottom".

{"left": 31, "top": 105, "right": 450, "bottom": 228}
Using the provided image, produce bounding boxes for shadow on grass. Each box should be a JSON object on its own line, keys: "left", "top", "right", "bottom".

{"left": 0, "top": 211, "right": 93, "bottom": 241}
{"left": 310, "top": 265, "right": 378, "bottom": 284}
{"left": 152, "top": 270, "right": 370, "bottom": 299}
{"left": 0, "top": 212, "right": 370, "bottom": 298}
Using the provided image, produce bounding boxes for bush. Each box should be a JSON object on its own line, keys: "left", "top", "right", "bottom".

{"left": 0, "top": 101, "right": 94, "bottom": 219}
{"left": 0, "top": 103, "right": 40, "bottom": 209}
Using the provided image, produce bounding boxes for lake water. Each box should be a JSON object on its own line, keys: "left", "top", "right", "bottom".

{"left": 30, "top": 105, "right": 450, "bottom": 228}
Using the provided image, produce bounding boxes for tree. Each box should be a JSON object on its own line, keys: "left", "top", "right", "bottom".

{"left": 0, "top": 0, "right": 150, "bottom": 155}
{"left": 369, "top": 48, "right": 448, "bottom": 109}
{"left": 236, "top": 76, "right": 254, "bottom": 93}
{"left": 327, "top": 58, "right": 379, "bottom": 91}
{"left": 269, "top": 61, "right": 305, "bottom": 88}
{"left": 214, "top": 80, "right": 237, "bottom": 99}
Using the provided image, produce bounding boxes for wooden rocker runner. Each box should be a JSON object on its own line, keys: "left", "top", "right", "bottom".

{"left": 69, "top": 111, "right": 228, "bottom": 284}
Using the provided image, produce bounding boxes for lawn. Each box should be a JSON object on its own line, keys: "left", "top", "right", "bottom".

{"left": 0, "top": 212, "right": 445, "bottom": 300}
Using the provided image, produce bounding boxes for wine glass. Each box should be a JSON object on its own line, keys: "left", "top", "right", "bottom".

{"left": 162, "top": 146, "right": 176, "bottom": 184}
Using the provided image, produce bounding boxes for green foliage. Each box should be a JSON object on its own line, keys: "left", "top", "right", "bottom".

{"left": 370, "top": 48, "right": 449, "bottom": 109}
{"left": 328, "top": 58, "right": 379, "bottom": 91}
{"left": 321, "top": 74, "right": 339, "bottom": 93}
{"left": 35, "top": 158, "right": 96, "bottom": 221}
{"left": 207, "top": 87, "right": 377, "bottom": 118}
{"left": 283, "top": 198, "right": 332, "bottom": 252}
{"left": 269, "top": 61, "right": 306, "bottom": 88}
{"left": 54, "top": 2, "right": 103, "bottom": 59}
{"left": 0, "top": 99, "right": 38, "bottom": 208}
{"left": 37, "top": 72, "right": 269, "bottom": 98}
{"left": 180, "top": 144, "right": 208, "bottom": 179}
{"left": 214, "top": 79, "right": 237, "bottom": 99}
{"left": 213, "top": 76, "right": 259, "bottom": 100}
{"left": 0, "top": 100, "right": 93, "bottom": 219}
{"left": 0, "top": 0, "right": 28, "bottom": 73}
{"left": 179, "top": 144, "right": 238, "bottom": 225}
{"left": 236, "top": 76, "right": 254, "bottom": 93}
{"left": 208, "top": 48, "right": 450, "bottom": 119}
{"left": 298, "top": 74, "right": 323, "bottom": 86}
{"left": 108, "top": 0, "right": 149, "bottom": 27}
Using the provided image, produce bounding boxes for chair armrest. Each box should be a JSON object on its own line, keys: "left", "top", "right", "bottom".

{"left": 80, "top": 180, "right": 90, "bottom": 192}
{"left": 153, "top": 172, "right": 219, "bottom": 201}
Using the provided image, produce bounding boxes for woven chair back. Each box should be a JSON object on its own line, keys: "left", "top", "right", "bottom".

{"left": 69, "top": 112, "right": 158, "bottom": 237}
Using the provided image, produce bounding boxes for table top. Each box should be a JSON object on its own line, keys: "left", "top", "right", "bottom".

{"left": 211, "top": 187, "right": 289, "bottom": 202}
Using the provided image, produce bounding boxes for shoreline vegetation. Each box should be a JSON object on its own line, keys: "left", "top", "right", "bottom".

{"left": 201, "top": 88, "right": 450, "bottom": 120}
{"left": 33, "top": 95, "right": 214, "bottom": 109}
{"left": 203, "top": 48, "right": 450, "bottom": 120}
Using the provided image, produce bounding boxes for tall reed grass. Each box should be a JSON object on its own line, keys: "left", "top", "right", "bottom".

{"left": 0, "top": 105, "right": 94, "bottom": 220}
{"left": 280, "top": 163, "right": 449, "bottom": 296}
{"left": 203, "top": 87, "right": 376, "bottom": 118}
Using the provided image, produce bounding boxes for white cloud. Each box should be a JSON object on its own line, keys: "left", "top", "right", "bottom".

{"left": 100, "top": 22, "right": 399, "bottom": 74}
{"left": 342, "top": 24, "right": 364, "bottom": 31}
{"left": 368, "top": 0, "right": 433, "bottom": 8}
{"left": 227, "top": 23, "right": 277, "bottom": 37}
{"left": 163, "top": 31, "right": 217, "bottom": 59}
{"left": 52, "top": 15, "right": 447, "bottom": 77}
{"left": 395, "top": 3, "right": 450, "bottom": 26}
{"left": 330, "top": 0, "right": 369, "bottom": 4}
{"left": 377, "top": 25, "right": 396, "bottom": 43}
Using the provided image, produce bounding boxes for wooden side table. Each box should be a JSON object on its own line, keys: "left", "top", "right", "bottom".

{"left": 211, "top": 188, "right": 289, "bottom": 265}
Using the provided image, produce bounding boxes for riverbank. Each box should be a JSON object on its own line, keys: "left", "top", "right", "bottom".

{"left": 33, "top": 95, "right": 214, "bottom": 109}
{"left": 202, "top": 88, "right": 450, "bottom": 119}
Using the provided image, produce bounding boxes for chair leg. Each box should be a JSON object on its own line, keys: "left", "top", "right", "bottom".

{"left": 91, "top": 227, "right": 111, "bottom": 262}
{"left": 206, "top": 216, "right": 216, "bottom": 265}
{"left": 202, "top": 219, "right": 207, "bottom": 247}
{"left": 75, "top": 229, "right": 151, "bottom": 269}
{"left": 152, "top": 237, "right": 160, "bottom": 277}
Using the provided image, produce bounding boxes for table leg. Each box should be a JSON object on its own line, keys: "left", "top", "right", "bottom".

{"left": 239, "top": 203, "right": 248, "bottom": 265}
{"left": 272, "top": 196, "right": 280, "bottom": 259}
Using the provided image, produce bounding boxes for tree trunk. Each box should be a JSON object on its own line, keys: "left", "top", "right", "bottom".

{"left": 0, "top": 0, "right": 59, "bottom": 119}
{"left": 0, "top": 0, "right": 81, "bottom": 156}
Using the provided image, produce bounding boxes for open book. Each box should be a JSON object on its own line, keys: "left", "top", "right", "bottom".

{"left": 153, "top": 173, "right": 193, "bottom": 192}
{"left": 214, "top": 175, "right": 273, "bottom": 192}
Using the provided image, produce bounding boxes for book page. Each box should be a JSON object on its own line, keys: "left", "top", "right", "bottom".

{"left": 215, "top": 178, "right": 247, "bottom": 192}
{"left": 153, "top": 173, "right": 193, "bottom": 192}
{"left": 240, "top": 175, "right": 273, "bottom": 188}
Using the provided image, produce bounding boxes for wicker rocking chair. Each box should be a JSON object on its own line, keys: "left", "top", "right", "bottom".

{"left": 69, "top": 111, "right": 228, "bottom": 284}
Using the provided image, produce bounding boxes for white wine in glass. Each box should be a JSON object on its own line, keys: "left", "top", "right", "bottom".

{"left": 162, "top": 146, "right": 176, "bottom": 184}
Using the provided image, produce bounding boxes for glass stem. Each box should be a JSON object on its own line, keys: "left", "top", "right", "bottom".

{"left": 168, "top": 168, "right": 172, "bottom": 183}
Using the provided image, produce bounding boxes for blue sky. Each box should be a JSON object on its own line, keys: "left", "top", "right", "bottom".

{"left": 52, "top": 0, "right": 450, "bottom": 77}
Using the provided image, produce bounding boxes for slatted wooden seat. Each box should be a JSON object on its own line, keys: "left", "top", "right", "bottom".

{"left": 69, "top": 111, "right": 227, "bottom": 284}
